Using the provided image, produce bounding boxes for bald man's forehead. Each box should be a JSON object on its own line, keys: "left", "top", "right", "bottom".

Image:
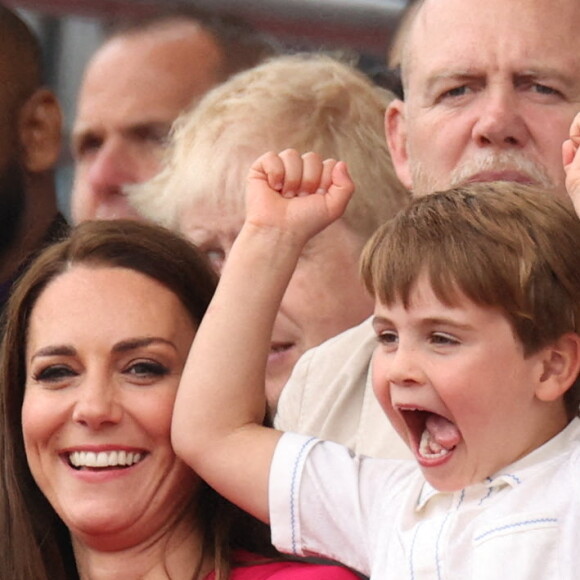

{"left": 107, "top": 20, "right": 221, "bottom": 59}
{"left": 91, "top": 21, "right": 224, "bottom": 83}
{"left": 403, "top": 0, "right": 580, "bottom": 88}
{"left": 75, "top": 23, "right": 224, "bottom": 134}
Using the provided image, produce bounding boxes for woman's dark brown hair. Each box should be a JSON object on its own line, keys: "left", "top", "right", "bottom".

{"left": 0, "top": 220, "right": 273, "bottom": 579}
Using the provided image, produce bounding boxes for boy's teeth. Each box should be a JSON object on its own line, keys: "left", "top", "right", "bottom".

{"left": 69, "top": 450, "right": 143, "bottom": 468}
{"left": 419, "top": 429, "right": 452, "bottom": 459}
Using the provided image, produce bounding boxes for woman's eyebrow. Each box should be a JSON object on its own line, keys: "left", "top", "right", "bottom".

{"left": 112, "top": 337, "right": 177, "bottom": 353}
{"left": 30, "top": 345, "right": 76, "bottom": 360}
{"left": 30, "top": 338, "right": 178, "bottom": 361}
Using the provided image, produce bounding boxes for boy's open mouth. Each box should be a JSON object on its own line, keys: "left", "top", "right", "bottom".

{"left": 400, "top": 408, "right": 461, "bottom": 462}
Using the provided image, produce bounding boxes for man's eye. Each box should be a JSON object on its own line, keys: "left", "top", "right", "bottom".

{"left": 440, "top": 85, "right": 470, "bottom": 100}
{"left": 532, "top": 83, "right": 560, "bottom": 96}
{"left": 134, "top": 126, "right": 171, "bottom": 146}
{"left": 33, "top": 365, "right": 77, "bottom": 383}
{"left": 72, "top": 136, "right": 102, "bottom": 159}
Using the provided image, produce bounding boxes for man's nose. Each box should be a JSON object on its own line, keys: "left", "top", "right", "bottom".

{"left": 471, "top": 88, "right": 529, "bottom": 149}
{"left": 86, "top": 139, "right": 141, "bottom": 196}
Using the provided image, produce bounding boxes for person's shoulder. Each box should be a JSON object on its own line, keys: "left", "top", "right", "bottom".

{"left": 302, "top": 316, "right": 375, "bottom": 366}
{"left": 319, "top": 316, "right": 375, "bottom": 349}
{"left": 274, "top": 316, "right": 381, "bottom": 442}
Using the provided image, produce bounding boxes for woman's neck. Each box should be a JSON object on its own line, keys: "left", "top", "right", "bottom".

{"left": 72, "top": 518, "right": 214, "bottom": 580}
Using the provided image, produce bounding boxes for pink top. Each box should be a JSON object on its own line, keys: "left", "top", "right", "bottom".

{"left": 203, "top": 551, "right": 360, "bottom": 579}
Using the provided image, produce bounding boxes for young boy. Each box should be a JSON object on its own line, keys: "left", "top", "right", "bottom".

{"left": 172, "top": 149, "right": 580, "bottom": 579}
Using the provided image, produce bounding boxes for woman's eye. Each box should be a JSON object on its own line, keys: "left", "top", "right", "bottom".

{"left": 33, "top": 365, "right": 77, "bottom": 384}
{"left": 125, "top": 360, "right": 169, "bottom": 379}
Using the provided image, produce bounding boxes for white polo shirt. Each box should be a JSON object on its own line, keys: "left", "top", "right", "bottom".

{"left": 270, "top": 418, "right": 580, "bottom": 579}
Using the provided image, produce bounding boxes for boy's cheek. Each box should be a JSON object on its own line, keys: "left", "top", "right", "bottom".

{"left": 371, "top": 377, "right": 408, "bottom": 443}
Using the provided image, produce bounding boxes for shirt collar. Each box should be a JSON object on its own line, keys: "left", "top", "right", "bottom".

{"left": 415, "top": 417, "right": 580, "bottom": 512}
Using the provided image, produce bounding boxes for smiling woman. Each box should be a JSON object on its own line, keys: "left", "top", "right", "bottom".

{"left": 0, "top": 220, "right": 359, "bottom": 580}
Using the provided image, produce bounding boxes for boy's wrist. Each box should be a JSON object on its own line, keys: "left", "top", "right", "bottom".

{"left": 238, "top": 220, "right": 308, "bottom": 258}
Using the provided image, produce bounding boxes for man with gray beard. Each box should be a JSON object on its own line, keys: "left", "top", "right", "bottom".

{"left": 274, "top": 0, "right": 580, "bottom": 458}
{"left": 0, "top": 5, "right": 66, "bottom": 311}
{"left": 385, "top": 0, "right": 580, "bottom": 202}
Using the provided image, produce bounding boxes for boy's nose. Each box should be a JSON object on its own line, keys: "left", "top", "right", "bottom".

{"left": 385, "top": 345, "right": 426, "bottom": 387}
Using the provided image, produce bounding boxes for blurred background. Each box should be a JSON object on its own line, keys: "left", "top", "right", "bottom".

{"left": 3, "top": 0, "right": 410, "bottom": 210}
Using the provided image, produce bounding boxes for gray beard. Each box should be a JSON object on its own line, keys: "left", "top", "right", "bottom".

{"left": 409, "top": 151, "right": 554, "bottom": 197}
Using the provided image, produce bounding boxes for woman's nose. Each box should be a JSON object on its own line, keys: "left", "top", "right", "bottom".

{"left": 71, "top": 374, "right": 123, "bottom": 429}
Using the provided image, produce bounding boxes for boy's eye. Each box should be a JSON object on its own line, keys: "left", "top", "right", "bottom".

{"left": 33, "top": 364, "right": 77, "bottom": 384}
{"left": 430, "top": 333, "right": 460, "bottom": 346}
{"left": 376, "top": 330, "right": 398, "bottom": 345}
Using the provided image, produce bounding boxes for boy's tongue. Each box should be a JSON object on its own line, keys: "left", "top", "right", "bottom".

{"left": 425, "top": 413, "right": 460, "bottom": 450}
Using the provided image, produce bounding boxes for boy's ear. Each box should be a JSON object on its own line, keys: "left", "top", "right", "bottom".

{"left": 535, "top": 333, "right": 580, "bottom": 402}
{"left": 18, "top": 88, "right": 62, "bottom": 173}
{"left": 385, "top": 99, "right": 413, "bottom": 190}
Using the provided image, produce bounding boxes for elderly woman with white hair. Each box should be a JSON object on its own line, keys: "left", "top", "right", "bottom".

{"left": 129, "top": 52, "right": 411, "bottom": 458}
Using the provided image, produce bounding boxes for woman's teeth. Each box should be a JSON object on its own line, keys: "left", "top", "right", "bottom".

{"left": 68, "top": 450, "right": 143, "bottom": 469}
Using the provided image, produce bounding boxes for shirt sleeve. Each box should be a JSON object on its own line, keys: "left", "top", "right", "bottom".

{"left": 269, "top": 432, "right": 407, "bottom": 576}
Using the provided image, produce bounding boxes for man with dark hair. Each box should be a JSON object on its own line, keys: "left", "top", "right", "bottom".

{"left": 71, "top": 7, "right": 275, "bottom": 222}
{"left": 0, "top": 3, "right": 66, "bottom": 311}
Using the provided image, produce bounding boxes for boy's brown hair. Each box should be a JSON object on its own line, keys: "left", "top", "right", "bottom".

{"left": 361, "top": 182, "right": 580, "bottom": 417}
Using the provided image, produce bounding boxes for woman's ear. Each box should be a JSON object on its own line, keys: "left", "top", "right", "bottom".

{"left": 385, "top": 99, "right": 413, "bottom": 190}
{"left": 535, "top": 333, "right": 580, "bottom": 403}
{"left": 18, "top": 88, "right": 62, "bottom": 173}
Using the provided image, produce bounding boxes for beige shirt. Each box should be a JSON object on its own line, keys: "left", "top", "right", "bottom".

{"left": 274, "top": 317, "right": 411, "bottom": 459}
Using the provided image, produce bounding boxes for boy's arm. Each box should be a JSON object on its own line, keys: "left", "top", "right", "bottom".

{"left": 172, "top": 150, "right": 354, "bottom": 523}
{"left": 562, "top": 112, "right": 580, "bottom": 218}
